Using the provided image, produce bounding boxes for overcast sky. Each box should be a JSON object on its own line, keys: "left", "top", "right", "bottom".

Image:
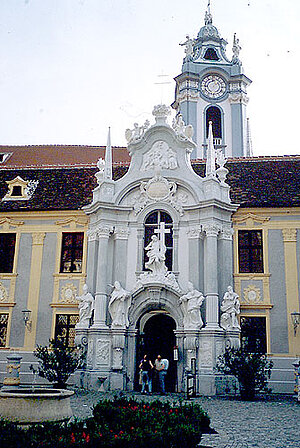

{"left": 0, "top": 0, "right": 299, "bottom": 156}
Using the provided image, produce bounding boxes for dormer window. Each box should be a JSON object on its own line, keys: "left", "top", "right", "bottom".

{"left": 11, "top": 185, "right": 22, "bottom": 197}
{"left": 2, "top": 176, "right": 39, "bottom": 201}
{"left": 0, "top": 153, "right": 12, "bottom": 164}
{"left": 204, "top": 48, "right": 219, "bottom": 60}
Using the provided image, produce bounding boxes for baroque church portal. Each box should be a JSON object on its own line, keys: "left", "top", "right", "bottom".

{"left": 0, "top": 4, "right": 299, "bottom": 396}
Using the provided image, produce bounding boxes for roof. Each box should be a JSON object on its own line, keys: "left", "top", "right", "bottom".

{"left": 0, "top": 152, "right": 299, "bottom": 212}
{"left": 0, "top": 145, "right": 130, "bottom": 168}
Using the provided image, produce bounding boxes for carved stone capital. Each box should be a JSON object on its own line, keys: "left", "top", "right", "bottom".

{"left": 203, "top": 224, "right": 220, "bottom": 238}
{"left": 282, "top": 228, "right": 297, "bottom": 242}
{"left": 87, "top": 229, "right": 98, "bottom": 242}
{"left": 96, "top": 225, "right": 111, "bottom": 239}
{"left": 32, "top": 232, "right": 45, "bottom": 245}
{"left": 219, "top": 227, "right": 234, "bottom": 240}
{"left": 186, "top": 226, "right": 202, "bottom": 239}
{"left": 114, "top": 227, "right": 130, "bottom": 240}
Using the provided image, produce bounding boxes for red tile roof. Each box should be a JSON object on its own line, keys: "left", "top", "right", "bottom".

{"left": 0, "top": 145, "right": 130, "bottom": 168}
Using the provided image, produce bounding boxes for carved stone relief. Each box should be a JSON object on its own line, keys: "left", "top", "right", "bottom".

{"left": 60, "top": 283, "right": 78, "bottom": 303}
{"left": 199, "top": 340, "right": 213, "bottom": 367}
{"left": 243, "top": 284, "right": 262, "bottom": 303}
{"left": 131, "top": 174, "right": 187, "bottom": 216}
{"left": 96, "top": 339, "right": 110, "bottom": 366}
{"left": 86, "top": 340, "right": 94, "bottom": 368}
{"left": 0, "top": 283, "right": 8, "bottom": 302}
{"left": 141, "top": 141, "right": 178, "bottom": 171}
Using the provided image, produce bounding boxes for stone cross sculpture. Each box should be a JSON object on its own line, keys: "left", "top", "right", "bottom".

{"left": 220, "top": 286, "right": 241, "bottom": 330}
{"left": 145, "top": 223, "right": 169, "bottom": 276}
{"left": 76, "top": 284, "right": 94, "bottom": 328}
{"left": 108, "top": 281, "right": 132, "bottom": 328}
{"left": 179, "top": 282, "right": 205, "bottom": 330}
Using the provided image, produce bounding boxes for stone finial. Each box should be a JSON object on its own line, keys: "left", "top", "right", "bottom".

{"left": 152, "top": 104, "right": 171, "bottom": 125}
{"left": 104, "top": 127, "right": 112, "bottom": 180}
{"left": 205, "top": 121, "right": 216, "bottom": 177}
{"left": 205, "top": 1, "right": 213, "bottom": 25}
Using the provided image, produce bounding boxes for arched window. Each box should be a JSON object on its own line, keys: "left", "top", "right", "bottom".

{"left": 204, "top": 48, "right": 219, "bottom": 61}
{"left": 206, "top": 106, "right": 222, "bottom": 139}
{"left": 144, "top": 211, "right": 173, "bottom": 271}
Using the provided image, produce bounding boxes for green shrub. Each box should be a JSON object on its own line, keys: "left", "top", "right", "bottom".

{"left": 33, "top": 338, "right": 83, "bottom": 389}
{"left": 217, "top": 347, "right": 273, "bottom": 400}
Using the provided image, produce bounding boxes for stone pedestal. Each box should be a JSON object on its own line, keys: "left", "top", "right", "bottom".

{"left": 3, "top": 354, "right": 22, "bottom": 389}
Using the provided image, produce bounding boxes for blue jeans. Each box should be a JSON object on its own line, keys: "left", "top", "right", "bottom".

{"left": 141, "top": 371, "right": 152, "bottom": 393}
{"left": 158, "top": 371, "right": 166, "bottom": 394}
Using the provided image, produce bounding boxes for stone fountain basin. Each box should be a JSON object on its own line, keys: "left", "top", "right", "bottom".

{"left": 0, "top": 388, "right": 74, "bottom": 424}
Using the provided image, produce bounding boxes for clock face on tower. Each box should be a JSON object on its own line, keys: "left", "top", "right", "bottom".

{"left": 201, "top": 74, "right": 226, "bottom": 99}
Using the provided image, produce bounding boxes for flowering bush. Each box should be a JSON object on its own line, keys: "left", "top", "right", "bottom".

{"left": 0, "top": 397, "right": 210, "bottom": 447}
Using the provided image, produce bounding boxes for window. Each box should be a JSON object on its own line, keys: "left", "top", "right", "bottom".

{"left": 0, "top": 233, "right": 16, "bottom": 273}
{"left": 238, "top": 230, "right": 263, "bottom": 273}
{"left": 54, "top": 314, "right": 79, "bottom": 347}
{"left": 206, "top": 106, "right": 222, "bottom": 139}
{"left": 144, "top": 211, "right": 173, "bottom": 271}
{"left": 240, "top": 316, "right": 267, "bottom": 353}
{"left": 60, "top": 232, "right": 84, "bottom": 273}
{"left": 11, "top": 185, "right": 22, "bottom": 197}
{"left": 204, "top": 48, "right": 219, "bottom": 60}
{"left": 0, "top": 314, "right": 9, "bottom": 347}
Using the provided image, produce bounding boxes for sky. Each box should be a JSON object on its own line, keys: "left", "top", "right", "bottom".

{"left": 0, "top": 0, "right": 299, "bottom": 156}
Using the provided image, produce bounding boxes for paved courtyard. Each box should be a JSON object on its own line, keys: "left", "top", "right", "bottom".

{"left": 70, "top": 390, "right": 299, "bottom": 448}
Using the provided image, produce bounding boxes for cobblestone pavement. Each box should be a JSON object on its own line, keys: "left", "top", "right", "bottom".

{"left": 70, "top": 390, "right": 299, "bottom": 448}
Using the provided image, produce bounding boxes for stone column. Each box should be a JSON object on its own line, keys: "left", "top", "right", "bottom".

{"left": 218, "top": 225, "right": 234, "bottom": 296}
{"left": 86, "top": 229, "right": 99, "bottom": 293}
{"left": 187, "top": 226, "right": 203, "bottom": 290}
{"left": 114, "top": 227, "right": 130, "bottom": 286}
{"left": 203, "top": 224, "right": 220, "bottom": 329}
{"left": 93, "top": 225, "right": 110, "bottom": 328}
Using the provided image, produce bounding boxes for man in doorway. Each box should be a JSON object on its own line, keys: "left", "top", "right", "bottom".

{"left": 139, "top": 354, "right": 153, "bottom": 394}
{"left": 154, "top": 354, "right": 169, "bottom": 395}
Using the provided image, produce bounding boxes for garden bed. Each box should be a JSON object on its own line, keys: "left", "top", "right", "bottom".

{"left": 0, "top": 396, "right": 210, "bottom": 447}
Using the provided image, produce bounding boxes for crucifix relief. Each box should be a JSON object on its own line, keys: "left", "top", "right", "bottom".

{"left": 145, "top": 222, "right": 170, "bottom": 276}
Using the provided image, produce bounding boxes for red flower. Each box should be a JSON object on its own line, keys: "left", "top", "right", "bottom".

{"left": 114, "top": 435, "right": 118, "bottom": 439}
{"left": 70, "top": 433, "right": 76, "bottom": 444}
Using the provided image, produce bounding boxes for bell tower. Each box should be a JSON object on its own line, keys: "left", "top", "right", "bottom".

{"left": 172, "top": 2, "right": 252, "bottom": 159}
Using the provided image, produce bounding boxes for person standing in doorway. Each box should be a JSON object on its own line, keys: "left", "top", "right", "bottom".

{"left": 139, "top": 354, "right": 153, "bottom": 394}
{"left": 154, "top": 354, "right": 168, "bottom": 395}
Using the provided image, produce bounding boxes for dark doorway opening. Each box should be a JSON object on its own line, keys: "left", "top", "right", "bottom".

{"left": 136, "top": 314, "right": 177, "bottom": 392}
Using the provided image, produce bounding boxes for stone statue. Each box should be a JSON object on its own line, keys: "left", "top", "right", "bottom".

{"left": 179, "top": 35, "right": 196, "bottom": 59}
{"left": 108, "top": 281, "right": 132, "bottom": 328}
{"left": 220, "top": 286, "right": 241, "bottom": 330}
{"left": 232, "top": 33, "right": 241, "bottom": 65}
{"left": 76, "top": 284, "right": 94, "bottom": 328}
{"left": 125, "top": 120, "right": 150, "bottom": 143}
{"left": 179, "top": 282, "right": 205, "bottom": 330}
{"left": 145, "top": 234, "right": 167, "bottom": 276}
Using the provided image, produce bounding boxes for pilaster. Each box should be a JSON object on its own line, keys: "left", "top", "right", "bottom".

{"left": 24, "top": 232, "right": 45, "bottom": 350}
{"left": 282, "top": 228, "right": 299, "bottom": 354}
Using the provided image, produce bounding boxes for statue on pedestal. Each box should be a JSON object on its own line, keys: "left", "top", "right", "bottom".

{"left": 220, "top": 286, "right": 241, "bottom": 330}
{"left": 108, "top": 281, "right": 131, "bottom": 328}
{"left": 179, "top": 282, "right": 205, "bottom": 330}
{"left": 76, "top": 284, "right": 94, "bottom": 328}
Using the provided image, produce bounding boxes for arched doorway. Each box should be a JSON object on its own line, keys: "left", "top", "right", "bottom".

{"left": 136, "top": 313, "right": 177, "bottom": 392}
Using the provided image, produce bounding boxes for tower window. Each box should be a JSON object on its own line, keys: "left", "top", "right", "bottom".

{"left": 206, "top": 106, "right": 222, "bottom": 138}
{"left": 11, "top": 186, "right": 22, "bottom": 197}
{"left": 204, "top": 48, "right": 219, "bottom": 61}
